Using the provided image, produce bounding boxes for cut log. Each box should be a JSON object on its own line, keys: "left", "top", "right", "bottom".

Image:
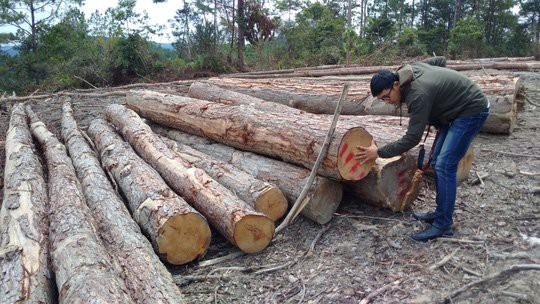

{"left": 0, "top": 104, "right": 55, "bottom": 303}
{"left": 61, "top": 102, "right": 184, "bottom": 303}
{"left": 151, "top": 124, "right": 343, "bottom": 224}
{"left": 190, "top": 81, "right": 370, "bottom": 115}
{"left": 226, "top": 57, "right": 536, "bottom": 78}
{"left": 105, "top": 105, "right": 275, "bottom": 253}
{"left": 186, "top": 83, "right": 473, "bottom": 209}
{"left": 25, "top": 106, "right": 134, "bottom": 303}
{"left": 205, "top": 76, "right": 519, "bottom": 134}
{"left": 481, "top": 95, "right": 517, "bottom": 134}
{"left": 225, "top": 61, "right": 540, "bottom": 78}
{"left": 159, "top": 136, "right": 287, "bottom": 221}
{"left": 87, "top": 119, "right": 211, "bottom": 265}
{"left": 125, "top": 90, "right": 376, "bottom": 181}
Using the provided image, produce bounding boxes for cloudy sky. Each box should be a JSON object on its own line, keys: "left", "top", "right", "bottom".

{"left": 0, "top": 0, "right": 182, "bottom": 43}
{"left": 82, "top": 0, "right": 181, "bottom": 43}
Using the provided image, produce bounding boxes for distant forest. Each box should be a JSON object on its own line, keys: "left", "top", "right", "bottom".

{"left": 1, "top": 0, "right": 538, "bottom": 95}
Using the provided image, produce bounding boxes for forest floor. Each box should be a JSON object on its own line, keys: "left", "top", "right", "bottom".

{"left": 0, "top": 72, "right": 538, "bottom": 304}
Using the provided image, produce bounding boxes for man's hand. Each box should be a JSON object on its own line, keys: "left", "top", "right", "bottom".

{"left": 354, "top": 139, "right": 378, "bottom": 164}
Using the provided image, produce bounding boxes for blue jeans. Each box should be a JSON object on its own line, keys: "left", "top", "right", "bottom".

{"left": 429, "top": 107, "right": 490, "bottom": 229}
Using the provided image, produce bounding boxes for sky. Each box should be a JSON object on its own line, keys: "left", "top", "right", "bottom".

{"left": 0, "top": 0, "right": 182, "bottom": 44}
{"left": 82, "top": 0, "right": 181, "bottom": 43}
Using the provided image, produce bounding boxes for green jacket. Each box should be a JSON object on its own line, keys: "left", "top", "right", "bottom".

{"left": 377, "top": 57, "right": 488, "bottom": 158}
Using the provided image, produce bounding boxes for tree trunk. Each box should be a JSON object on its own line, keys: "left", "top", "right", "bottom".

{"left": 125, "top": 90, "right": 376, "bottom": 181}
{"left": 87, "top": 119, "right": 211, "bottom": 265}
{"left": 150, "top": 124, "right": 343, "bottom": 225}
{"left": 25, "top": 106, "right": 134, "bottom": 304}
{"left": 343, "top": 154, "right": 420, "bottom": 212}
{"left": 0, "top": 104, "right": 55, "bottom": 303}
{"left": 61, "top": 102, "right": 184, "bottom": 303}
{"left": 105, "top": 105, "right": 275, "bottom": 254}
{"left": 237, "top": 0, "right": 246, "bottom": 69}
{"left": 159, "top": 136, "right": 287, "bottom": 221}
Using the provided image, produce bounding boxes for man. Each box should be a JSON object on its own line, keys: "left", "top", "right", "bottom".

{"left": 355, "top": 57, "right": 490, "bottom": 242}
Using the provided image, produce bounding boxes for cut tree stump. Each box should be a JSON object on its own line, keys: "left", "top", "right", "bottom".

{"left": 159, "top": 135, "right": 287, "bottom": 221}
{"left": 61, "top": 102, "right": 185, "bottom": 303}
{"left": 25, "top": 106, "right": 134, "bottom": 303}
{"left": 0, "top": 104, "right": 55, "bottom": 303}
{"left": 105, "top": 105, "right": 275, "bottom": 253}
{"left": 87, "top": 119, "right": 211, "bottom": 265}
{"left": 151, "top": 124, "right": 343, "bottom": 224}
{"left": 125, "top": 90, "right": 375, "bottom": 181}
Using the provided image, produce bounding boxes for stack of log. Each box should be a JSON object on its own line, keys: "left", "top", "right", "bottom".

{"left": 2, "top": 59, "right": 536, "bottom": 302}
{"left": 224, "top": 57, "right": 539, "bottom": 79}
{"left": 202, "top": 73, "right": 522, "bottom": 135}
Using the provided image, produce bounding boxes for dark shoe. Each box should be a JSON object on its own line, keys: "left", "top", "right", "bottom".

{"left": 410, "top": 225, "right": 454, "bottom": 242}
{"left": 412, "top": 212, "right": 436, "bottom": 224}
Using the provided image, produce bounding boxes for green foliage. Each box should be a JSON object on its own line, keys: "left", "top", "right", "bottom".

{"left": 109, "top": 34, "right": 156, "bottom": 83}
{"left": 279, "top": 2, "right": 346, "bottom": 66}
{"left": 396, "top": 28, "right": 425, "bottom": 57}
{"left": 417, "top": 25, "right": 448, "bottom": 56}
{"left": 364, "top": 16, "right": 396, "bottom": 50}
{"left": 448, "top": 17, "right": 484, "bottom": 58}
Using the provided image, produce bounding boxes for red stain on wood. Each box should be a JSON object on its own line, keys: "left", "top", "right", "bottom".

{"left": 339, "top": 143, "right": 349, "bottom": 157}
{"left": 356, "top": 171, "right": 367, "bottom": 180}
{"left": 345, "top": 152, "right": 354, "bottom": 164}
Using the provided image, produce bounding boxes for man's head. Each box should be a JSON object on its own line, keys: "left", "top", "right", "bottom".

{"left": 370, "top": 70, "right": 401, "bottom": 105}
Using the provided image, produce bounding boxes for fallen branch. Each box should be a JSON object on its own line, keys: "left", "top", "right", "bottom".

{"left": 441, "top": 264, "right": 540, "bottom": 302}
{"left": 198, "top": 251, "right": 245, "bottom": 268}
{"left": 73, "top": 75, "right": 97, "bottom": 89}
{"left": 307, "top": 223, "right": 332, "bottom": 256}
{"left": 275, "top": 83, "right": 350, "bottom": 233}
{"left": 429, "top": 249, "right": 459, "bottom": 271}
{"left": 359, "top": 279, "right": 403, "bottom": 304}
{"left": 480, "top": 149, "right": 540, "bottom": 159}
{"left": 436, "top": 238, "right": 485, "bottom": 244}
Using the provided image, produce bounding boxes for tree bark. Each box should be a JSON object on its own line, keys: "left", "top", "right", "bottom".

{"left": 204, "top": 75, "right": 519, "bottom": 134}
{"left": 87, "top": 119, "right": 211, "bottom": 265}
{"left": 185, "top": 84, "right": 474, "bottom": 209}
{"left": 159, "top": 136, "right": 287, "bottom": 221}
{"left": 61, "top": 102, "right": 184, "bottom": 303}
{"left": 0, "top": 104, "right": 55, "bottom": 303}
{"left": 25, "top": 106, "right": 134, "bottom": 304}
{"left": 150, "top": 124, "right": 343, "bottom": 225}
{"left": 125, "top": 90, "right": 376, "bottom": 181}
{"left": 105, "top": 105, "right": 275, "bottom": 254}
{"left": 190, "top": 81, "right": 371, "bottom": 115}
{"left": 481, "top": 95, "right": 517, "bottom": 134}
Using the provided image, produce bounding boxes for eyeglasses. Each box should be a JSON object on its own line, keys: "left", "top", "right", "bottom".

{"left": 379, "top": 88, "right": 393, "bottom": 101}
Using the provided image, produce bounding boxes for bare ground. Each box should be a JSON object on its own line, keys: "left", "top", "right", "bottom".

{"left": 0, "top": 73, "right": 538, "bottom": 304}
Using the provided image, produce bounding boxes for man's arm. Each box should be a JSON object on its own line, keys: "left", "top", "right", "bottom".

{"left": 422, "top": 56, "right": 446, "bottom": 67}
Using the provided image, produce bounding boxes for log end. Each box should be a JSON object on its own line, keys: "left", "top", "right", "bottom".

{"left": 255, "top": 187, "right": 288, "bottom": 222}
{"left": 157, "top": 212, "right": 211, "bottom": 265}
{"left": 457, "top": 148, "right": 474, "bottom": 182}
{"left": 303, "top": 179, "right": 343, "bottom": 224}
{"left": 338, "top": 128, "right": 375, "bottom": 181}
{"left": 233, "top": 214, "right": 275, "bottom": 254}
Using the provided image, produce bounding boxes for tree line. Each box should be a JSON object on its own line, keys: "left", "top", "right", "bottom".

{"left": 1, "top": 0, "right": 538, "bottom": 95}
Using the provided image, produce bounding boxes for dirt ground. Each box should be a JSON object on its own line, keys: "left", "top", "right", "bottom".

{"left": 0, "top": 72, "right": 538, "bottom": 304}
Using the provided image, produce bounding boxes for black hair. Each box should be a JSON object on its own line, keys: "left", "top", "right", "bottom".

{"left": 370, "top": 70, "right": 398, "bottom": 97}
